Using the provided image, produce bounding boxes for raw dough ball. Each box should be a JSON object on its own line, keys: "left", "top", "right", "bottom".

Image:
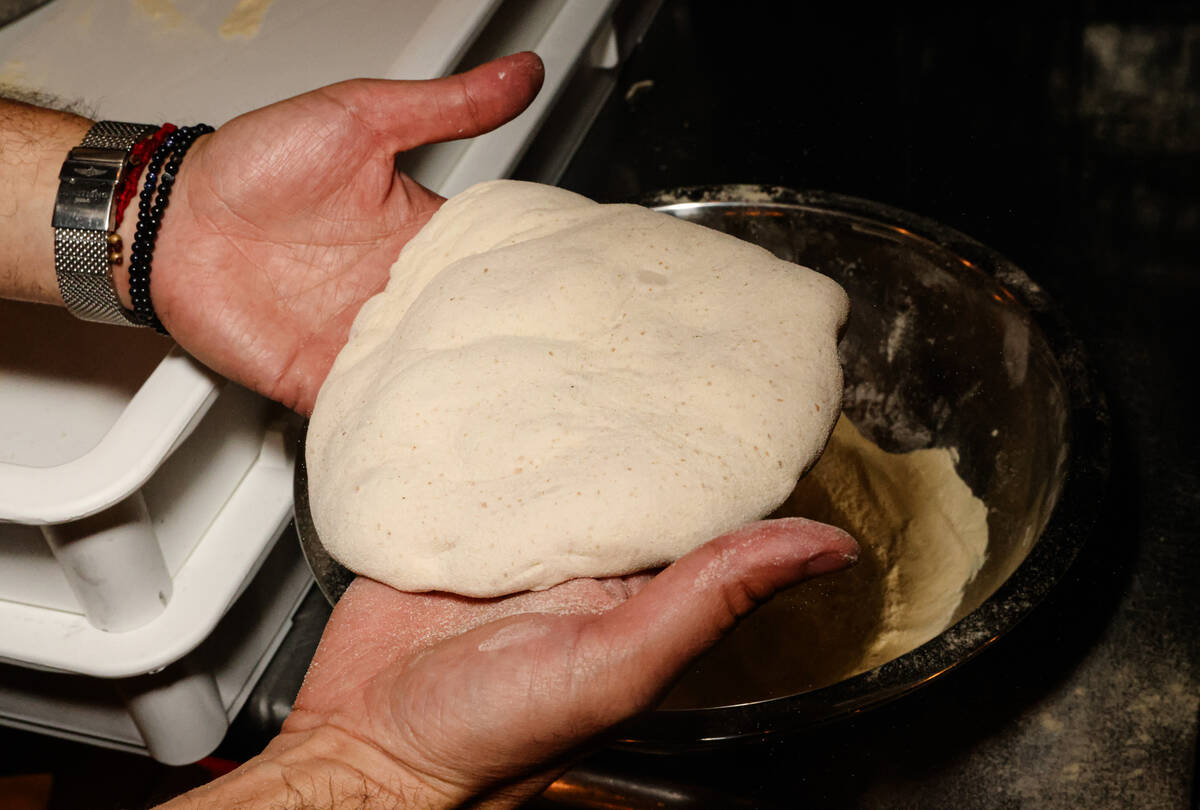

{"left": 306, "top": 180, "right": 848, "bottom": 596}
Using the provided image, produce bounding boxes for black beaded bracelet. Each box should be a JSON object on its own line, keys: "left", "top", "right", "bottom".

{"left": 128, "top": 123, "right": 214, "bottom": 335}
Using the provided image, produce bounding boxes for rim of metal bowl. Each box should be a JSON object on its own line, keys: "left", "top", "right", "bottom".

{"left": 293, "top": 185, "right": 1110, "bottom": 750}
{"left": 611, "top": 185, "right": 1110, "bottom": 749}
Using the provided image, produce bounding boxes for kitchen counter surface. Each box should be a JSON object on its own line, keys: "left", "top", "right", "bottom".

{"left": 550, "top": 2, "right": 1198, "bottom": 807}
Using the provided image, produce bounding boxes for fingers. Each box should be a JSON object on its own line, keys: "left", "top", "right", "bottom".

{"left": 297, "top": 517, "right": 856, "bottom": 724}
{"left": 569, "top": 518, "right": 859, "bottom": 720}
{"left": 292, "top": 518, "right": 856, "bottom": 800}
{"left": 334, "top": 52, "right": 545, "bottom": 153}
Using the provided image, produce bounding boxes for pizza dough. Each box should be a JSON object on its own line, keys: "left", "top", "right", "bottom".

{"left": 306, "top": 180, "right": 849, "bottom": 597}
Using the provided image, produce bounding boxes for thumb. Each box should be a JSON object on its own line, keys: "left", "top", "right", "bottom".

{"left": 335, "top": 52, "right": 545, "bottom": 153}
{"left": 570, "top": 518, "right": 859, "bottom": 723}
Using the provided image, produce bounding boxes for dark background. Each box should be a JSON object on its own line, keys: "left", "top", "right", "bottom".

{"left": 2, "top": 1, "right": 1196, "bottom": 807}
{"left": 553, "top": 1, "right": 1199, "bottom": 806}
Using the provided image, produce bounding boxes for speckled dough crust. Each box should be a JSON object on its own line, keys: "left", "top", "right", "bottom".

{"left": 306, "top": 180, "right": 849, "bottom": 596}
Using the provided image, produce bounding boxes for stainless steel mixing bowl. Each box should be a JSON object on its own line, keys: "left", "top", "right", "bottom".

{"left": 293, "top": 185, "right": 1108, "bottom": 748}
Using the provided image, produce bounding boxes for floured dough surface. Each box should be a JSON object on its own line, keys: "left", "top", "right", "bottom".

{"left": 306, "top": 180, "right": 848, "bottom": 596}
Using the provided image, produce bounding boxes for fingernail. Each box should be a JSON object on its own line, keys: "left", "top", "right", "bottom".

{"left": 805, "top": 551, "right": 858, "bottom": 577}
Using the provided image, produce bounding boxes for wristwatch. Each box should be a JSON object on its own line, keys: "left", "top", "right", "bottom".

{"left": 53, "top": 121, "right": 156, "bottom": 326}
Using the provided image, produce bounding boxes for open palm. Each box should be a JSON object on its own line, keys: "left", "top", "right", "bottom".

{"left": 278, "top": 520, "right": 857, "bottom": 808}
{"left": 148, "top": 52, "right": 545, "bottom": 414}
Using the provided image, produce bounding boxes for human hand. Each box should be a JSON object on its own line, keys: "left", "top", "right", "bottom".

{"left": 166, "top": 519, "right": 856, "bottom": 809}
{"left": 120, "top": 52, "right": 544, "bottom": 415}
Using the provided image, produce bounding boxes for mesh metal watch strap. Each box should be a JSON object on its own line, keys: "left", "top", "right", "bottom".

{"left": 55, "top": 228, "right": 128, "bottom": 323}
{"left": 81, "top": 121, "right": 156, "bottom": 150}
{"left": 53, "top": 121, "right": 156, "bottom": 326}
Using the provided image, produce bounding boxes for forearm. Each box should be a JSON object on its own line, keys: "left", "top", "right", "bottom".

{"left": 0, "top": 97, "right": 138, "bottom": 307}
{"left": 0, "top": 97, "right": 88, "bottom": 303}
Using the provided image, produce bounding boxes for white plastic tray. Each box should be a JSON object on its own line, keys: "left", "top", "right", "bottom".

{"left": 0, "top": 524, "right": 314, "bottom": 763}
{"left": 0, "top": 417, "right": 296, "bottom": 677}
{"left": 0, "top": 0, "right": 628, "bottom": 762}
{"left": 0, "top": 0, "right": 620, "bottom": 195}
{"left": 0, "top": 0, "right": 502, "bottom": 126}
{"left": 0, "top": 305, "right": 220, "bottom": 525}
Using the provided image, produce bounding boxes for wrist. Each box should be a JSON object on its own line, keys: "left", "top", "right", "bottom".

{"left": 157, "top": 723, "right": 456, "bottom": 810}
{"left": 49, "top": 121, "right": 200, "bottom": 324}
{"left": 118, "top": 129, "right": 212, "bottom": 328}
{"left": 113, "top": 178, "right": 139, "bottom": 311}
{"left": 49, "top": 120, "right": 169, "bottom": 324}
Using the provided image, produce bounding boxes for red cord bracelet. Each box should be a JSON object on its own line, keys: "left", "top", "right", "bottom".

{"left": 113, "top": 123, "right": 176, "bottom": 228}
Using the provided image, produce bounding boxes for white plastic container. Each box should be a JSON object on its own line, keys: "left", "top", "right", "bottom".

{"left": 0, "top": 526, "right": 313, "bottom": 765}
{"left": 0, "top": 0, "right": 623, "bottom": 196}
{"left": 0, "top": 0, "right": 638, "bottom": 764}
{"left": 0, "top": 301, "right": 303, "bottom": 763}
